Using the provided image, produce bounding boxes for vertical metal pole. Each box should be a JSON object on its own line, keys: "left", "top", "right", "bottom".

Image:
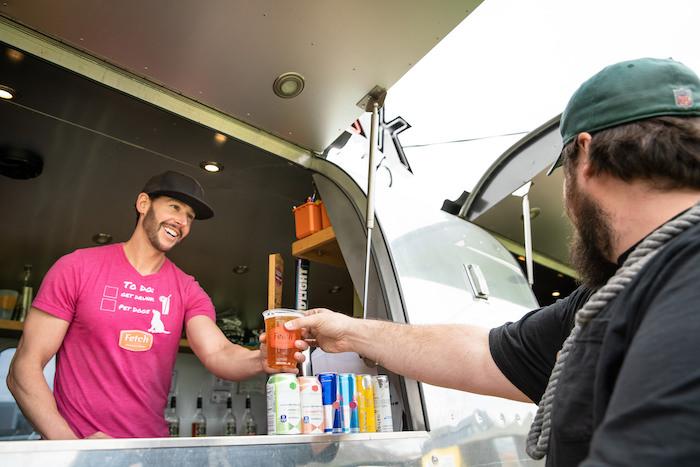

{"left": 362, "top": 102, "right": 379, "bottom": 320}
{"left": 522, "top": 193, "right": 534, "bottom": 286}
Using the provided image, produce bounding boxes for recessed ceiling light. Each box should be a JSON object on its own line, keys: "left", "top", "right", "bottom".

{"left": 6, "top": 49, "right": 24, "bottom": 63}
{"left": 551, "top": 291, "right": 561, "bottom": 297}
{"left": 0, "top": 85, "right": 16, "bottom": 100}
{"left": 200, "top": 161, "right": 223, "bottom": 173}
{"left": 92, "top": 233, "right": 113, "bottom": 245}
{"left": 214, "top": 133, "right": 227, "bottom": 145}
{"left": 273, "top": 72, "right": 305, "bottom": 99}
{"left": 233, "top": 265, "right": 249, "bottom": 275}
{"left": 517, "top": 255, "right": 525, "bottom": 261}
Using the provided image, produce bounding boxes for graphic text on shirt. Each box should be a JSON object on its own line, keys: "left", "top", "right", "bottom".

{"left": 104, "top": 281, "right": 175, "bottom": 340}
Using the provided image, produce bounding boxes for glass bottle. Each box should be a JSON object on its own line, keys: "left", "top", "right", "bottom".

{"left": 191, "top": 393, "right": 207, "bottom": 437}
{"left": 165, "top": 394, "right": 180, "bottom": 437}
{"left": 13, "top": 264, "right": 33, "bottom": 322}
{"left": 223, "top": 392, "right": 237, "bottom": 436}
{"left": 241, "top": 394, "right": 257, "bottom": 435}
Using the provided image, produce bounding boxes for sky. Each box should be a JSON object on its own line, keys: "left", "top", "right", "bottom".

{"left": 385, "top": 0, "right": 700, "bottom": 202}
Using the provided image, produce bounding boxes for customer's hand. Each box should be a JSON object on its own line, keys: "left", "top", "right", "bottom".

{"left": 285, "top": 308, "right": 357, "bottom": 354}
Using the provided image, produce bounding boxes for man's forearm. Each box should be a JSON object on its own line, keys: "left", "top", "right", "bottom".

{"left": 345, "top": 319, "right": 528, "bottom": 401}
{"left": 7, "top": 364, "right": 77, "bottom": 439}
{"left": 203, "top": 345, "right": 264, "bottom": 381}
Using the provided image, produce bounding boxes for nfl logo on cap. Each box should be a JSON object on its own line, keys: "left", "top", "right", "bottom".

{"left": 673, "top": 87, "right": 694, "bottom": 109}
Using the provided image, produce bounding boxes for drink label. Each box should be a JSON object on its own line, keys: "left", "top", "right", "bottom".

{"left": 168, "top": 421, "right": 179, "bottom": 437}
{"left": 299, "top": 377, "right": 324, "bottom": 434}
{"left": 356, "top": 375, "right": 376, "bottom": 433}
{"left": 267, "top": 375, "right": 301, "bottom": 435}
{"left": 269, "top": 324, "right": 296, "bottom": 349}
{"left": 191, "top": 421, "right": 206, "bottom": 437}
{"left": 224, "top": 421, "right": 236, "bottom": 436}
{"left": 373, "top": 376, "right": 393, "bottom": 433}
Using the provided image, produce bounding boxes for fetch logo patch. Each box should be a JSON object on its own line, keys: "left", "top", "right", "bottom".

{"left": 673, "top": 87, "right": 694, "bottom": 109}
{"left": 119, "top": 330, "right": 153, "bottom": 352}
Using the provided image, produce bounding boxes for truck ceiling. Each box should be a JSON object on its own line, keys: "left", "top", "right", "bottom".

{"left": 0, "top": 0, "right": 481, "bottom": 153}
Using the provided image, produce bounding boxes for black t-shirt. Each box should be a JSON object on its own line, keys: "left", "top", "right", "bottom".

{"left": 490, "top": 221, "right": 700, "bottom": 466}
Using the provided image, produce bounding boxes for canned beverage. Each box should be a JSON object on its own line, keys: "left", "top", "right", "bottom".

{"left": 266, "top": 374, "right": 301, "bottom": 435}
{"left": 372, "top": 375, "right": 393, "bottom": 432}
{"left": 355, "top": 374, "right": 376, "bottom": 432}
{"left": 338, "top": 373, "right": 359, "bottom": 433}
{"left": 298, "top": 376, "right": 324, "bottom": 434}
{"left": 319, "top": 372, "right": 342, "bottom": 433}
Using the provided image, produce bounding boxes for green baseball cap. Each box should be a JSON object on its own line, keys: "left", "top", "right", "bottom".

{"left": 548, "top": 58, "right": 700, "bottom": 175}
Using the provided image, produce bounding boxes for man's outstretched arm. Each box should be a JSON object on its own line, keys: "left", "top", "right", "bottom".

{"left": 287, "top": 309, "right": 531, "bottom": 403}
{"left": 186, "top": 315, "right": 304, "bottom": 380}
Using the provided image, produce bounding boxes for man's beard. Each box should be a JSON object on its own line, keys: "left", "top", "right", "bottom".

{"left": 566, "top": 179, "right": 618, "bottom": 289}
{"left": 143, "top": 206, "right": 173, "bottom": 253}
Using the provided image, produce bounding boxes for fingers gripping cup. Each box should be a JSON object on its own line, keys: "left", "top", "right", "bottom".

{"left": 263, "top": 308, "right": 303, "bottom": 370}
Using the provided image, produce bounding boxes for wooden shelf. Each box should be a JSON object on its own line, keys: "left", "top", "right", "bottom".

{"left": 292, "top": 226, "right": 345, "bottom": 267}
{"left": 179, "top": 338, "right": 192, "bottom": 353}
{"left": 0, "top": 319, "right": 23, "bottom": 339}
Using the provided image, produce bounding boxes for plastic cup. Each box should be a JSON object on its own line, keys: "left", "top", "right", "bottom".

{"left": 263, "top": 308, "right": 303, "bottom": 370}
{"left": 0, "top": 290, "right": 18, "bottom": 320}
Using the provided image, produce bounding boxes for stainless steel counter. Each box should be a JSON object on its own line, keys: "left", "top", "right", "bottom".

{"left": 0, "top": 432, "right": 430, "bottom": 466}
{"left": 0, "top": 422, "right": 543, "bottom": 466}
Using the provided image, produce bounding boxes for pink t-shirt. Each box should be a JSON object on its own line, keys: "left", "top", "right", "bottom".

{"left": 32, "top": 243, "right": 215, "bottom": 438}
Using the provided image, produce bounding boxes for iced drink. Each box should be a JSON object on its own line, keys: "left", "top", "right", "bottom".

{"left": 263, "top": 308, "right": 303, "bottom": 369}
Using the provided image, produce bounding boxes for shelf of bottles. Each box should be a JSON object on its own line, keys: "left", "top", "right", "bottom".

{"left": 165, "top": 392, "right": 257, "bottom": 437}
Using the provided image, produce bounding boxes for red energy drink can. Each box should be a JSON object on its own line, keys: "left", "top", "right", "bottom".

{"left": 319, "top": 372, "right": 342, "bottom": 433}
{"left": 338, "top": 373, "right": 359, "bottom": 433}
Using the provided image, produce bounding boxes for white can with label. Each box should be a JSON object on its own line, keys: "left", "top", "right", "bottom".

{"left": 266, "top": 374, "right": 301, "bottom": 435}
{"left": 298, "top": 376, "right": 324, "bottom": 434}
{"left": 372, "top": 375, "right": 393, "bottom": 432}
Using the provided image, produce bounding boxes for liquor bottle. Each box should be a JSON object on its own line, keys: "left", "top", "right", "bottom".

{"left": 165, "top": 395, "right": 180, "bottom": 437}
{"left": 223, "top": 392, "right": 237, "bottom": 436}
{"left": 13, "top": 264, "right": 33, "bottom": 322}
{"left": 241, "top": 394, "right": 257, "bottom": 435}
{"left": 191, "top": 393, "right": 207, "bottom": 437}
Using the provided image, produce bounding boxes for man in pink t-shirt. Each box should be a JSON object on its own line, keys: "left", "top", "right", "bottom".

{"left": 7, "top": 171, "right": 303, "bottom": 439}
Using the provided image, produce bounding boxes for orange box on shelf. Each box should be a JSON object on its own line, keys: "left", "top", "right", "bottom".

{"left": 293, "top": 201, "right": 322, "bottom": 239}
{"left": 318, "top": 200, "right": 331, "bottom": 229}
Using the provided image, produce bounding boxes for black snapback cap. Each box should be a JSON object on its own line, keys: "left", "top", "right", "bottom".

{"left": 142, "top": 171, "right": 214, "bottom": 220}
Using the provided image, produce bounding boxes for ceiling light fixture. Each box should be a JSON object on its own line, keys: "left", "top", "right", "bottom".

{"left": 92, "top": 233, "right": 113, "bottom": 245}
{"left": 200, "top": 161, "right": 223, "bottom": 173}
{"left": 0, "top": 85, "right": 16, "bottom": 100}
{"left": 273, "top": 72, "right": 305, "bottom": 99}
{"left": 517, "top": 255, "right": 525, "bottom": 262}
{"left": 214, "top": 133, "right": 227, "bottom": 145}
{"left": 551, "top": 291, "right": 561, "bottom": 297}
{"left": 233, "top": 265, "right": 249, "bottom": 275}
{"left": 6, "top": 49, "right": 24, "bottom": 63}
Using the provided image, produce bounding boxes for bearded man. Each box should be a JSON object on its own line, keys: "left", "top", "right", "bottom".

{"left": 286, "top": 58, "right": 700, "bottom": 466}
{"left": 8, "top": 170, "right": 303, "bottom": 439}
